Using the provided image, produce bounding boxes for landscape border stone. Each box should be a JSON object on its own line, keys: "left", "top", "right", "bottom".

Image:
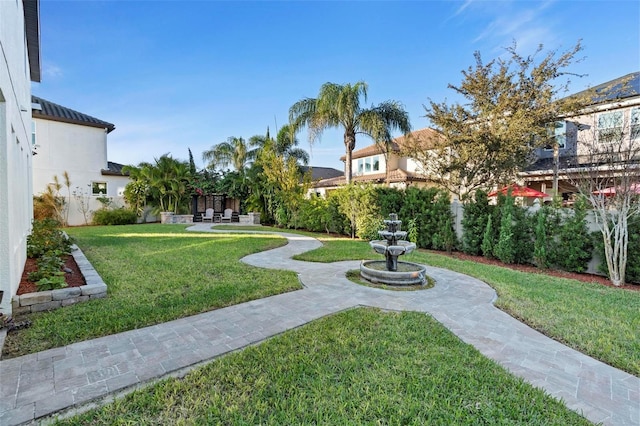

{"left": 11, "top": 244, "right": 107, "bottom": 315}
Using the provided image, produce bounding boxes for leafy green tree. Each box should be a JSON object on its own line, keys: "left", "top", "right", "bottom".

{"left": 289, "top": 81, "right": 411, "bottom": 183}
{"left": 406, "top": 42, "right": 585, "bottom": 200}
{"left": 550, "top": 196, "right": 593, "bottom": 273}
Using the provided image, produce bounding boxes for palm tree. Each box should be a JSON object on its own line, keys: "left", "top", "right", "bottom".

{"left": 289, "top": 81, "right": 411, "bottom": 183}
{"left": 249, "top": 125, "right": 310, "bottom": 166}
{"left": 202, "top": 136, "right": 251, "bottom": 172}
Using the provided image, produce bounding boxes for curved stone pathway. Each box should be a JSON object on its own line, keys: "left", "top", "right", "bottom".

{"left": 0, "top": 224, "right": 637, "bottom": 425}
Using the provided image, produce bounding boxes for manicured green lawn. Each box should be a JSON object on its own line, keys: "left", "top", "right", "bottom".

{"left": 2, "top": 224, "right": 298, "bottom": 358}
{"left": 55, "top": 308, "right": 589, "bottom": 425}
{"left": 297, "top": 239, "right": 640, "bottom": 376}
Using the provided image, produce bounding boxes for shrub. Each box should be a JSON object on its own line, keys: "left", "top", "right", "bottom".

{"left": 27, "top": 218, "right": 72, "bottom": 258}
{"left": 461, "top": 190, "right": 492, "bottom": 255}
{"left": 26, "top": 219, "right": 72, "bottom": 291}
{"left": 92, "top": 208, "right": 138, "bottom": 226}
{"left": 481, "top": 215, "right": 494, "bottom": 258}
{"left": 549, "top": 197, "right": 593, "bottom": 273}
{"left": 495, "top": 211, "right": 515, "bottom": 264}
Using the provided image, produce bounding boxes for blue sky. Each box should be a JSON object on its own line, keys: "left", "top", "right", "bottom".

{"left": 35, "top": 0, "right": 640, "bottom": 171}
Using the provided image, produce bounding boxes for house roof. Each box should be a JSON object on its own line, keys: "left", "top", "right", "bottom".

{"left": 32, "top": 96, "right": 116, "bottom": 133}
{"left": 101, "top": 161, "right": 130, "bottom": 176}
{"left": 312, "top": 168, "right": 429, "bottom": 188}
{"left": 300, "top": 166, "right": 344, "bottom": 181}
{"left": 23, "top": 0, "right": 41, "bottom": 83}
{"left": 341, "top": 128, "right": 441, "bottom": 161}
{"left": 571, "top": 71, "right": 640, "bottom": 105}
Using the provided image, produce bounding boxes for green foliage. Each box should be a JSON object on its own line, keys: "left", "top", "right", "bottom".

{"left": 373, "top": 186, "right": 404, "bottom": 217}
{"left": 481, "top": 215, "right": 494, "bottom": 258}
{"left": 461, "top": 190, "right": 492, "bottom": 255}
{"left": 27, "top": 219, "right": 72, "bottom": 258}
{"left": 533, "top": 207, "right": 552, "bottom": 268}
{"left": 26, "top": 219, "right": 72, "bottom": 292}
{"left": 495, "top": 211, "right": 515, "bottom": 264}
{"left": 123, "top": 155, "right": 193, "bottom": 215}
{"left": 406, "top": 218, "right": 418, "bottom": 244}
{"left": 549, "top": 197, "right": 593, "bottom": 273}
{"left": 92, "top": 208, "right": 138, "bottom": 226}
{"left": 29, "top": 252, "right": 67, "bottom": 291}
{"left": 626, "top": 215, "right": 640, "bottom": 283}
{"left": 398, "top": 187, "right": 456, "bottom": 250}
{"left": 333, "top": 183, "right": 380, "bottom": 239}
{"left": 418, "top": 42, "right": 585, "bottom": 199}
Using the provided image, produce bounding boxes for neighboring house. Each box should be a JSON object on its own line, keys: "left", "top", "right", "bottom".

{"left": 521, "top": 72, "right": 640, "bottom": 202}
{"left": 0, "top": 0, "right": 40, "bottom": 314}
{"left": 311, "top": 128, "right": 440, "bottom": 196}
{"left": 32, "top": 96, "right": 130, "bottom": 225}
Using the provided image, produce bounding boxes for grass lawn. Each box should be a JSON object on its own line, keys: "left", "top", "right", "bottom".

{"left": 296, "top": 239, "right": 640, "bottom": 376}
{"left": 54, "top": 308, "right": 589, "bottom": 425}
{"left": 2, "top": 224, "right": 298, "bottom": 358}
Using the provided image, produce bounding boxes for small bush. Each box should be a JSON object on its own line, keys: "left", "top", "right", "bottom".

{"left": 26, "top": 219, "right": 71, "bottom": 291}
{"left": 27, "top": 219, "right": 72, "bottom": 258}
{"left": 92, "top": 208, "right": 138, "bottom": 226}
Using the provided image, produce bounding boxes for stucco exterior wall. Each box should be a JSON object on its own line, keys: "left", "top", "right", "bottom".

{"left": 32, "top": 118, "right": 130, "bottom": 225}
{"left": 0, "top": 0, "right": 35, "bottom": 313}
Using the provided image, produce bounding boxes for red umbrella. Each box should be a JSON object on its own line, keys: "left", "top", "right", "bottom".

{"left": 593, "top": 183, "right": 640, "bottom": 196}
{"left": 488, "top": 184, "right": 549, "bottom": 198}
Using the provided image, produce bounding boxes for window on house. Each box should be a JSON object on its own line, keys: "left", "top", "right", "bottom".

{"left": 364, "top": 158, "right": 372, "bottom": 172}
{"left": 544, "top": 121, "right": 566, "bottom": 150}
{"left": 631, "top": 107, "right": 640, "bottom": 141}
{"left": 598, "top": 111, "right": 623, "bottom": 143}
{"left": 31, "top": 121, "right": 36, "bottom": 145}
{"left": 357, "top": 159, "right": 363, "bottom": 174}
{"left": 373, "top": 155, "right": 380, "bottom": 171}
{"left": 91, "top": 181, "right": 107, "bottom": 196}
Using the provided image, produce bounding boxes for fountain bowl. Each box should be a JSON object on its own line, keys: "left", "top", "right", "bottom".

{"left": 360, "top": 260, "right": 427, "bottom": 286}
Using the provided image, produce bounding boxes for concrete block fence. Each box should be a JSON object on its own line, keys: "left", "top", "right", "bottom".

{"left": 11, "top": 245, "right": 107, "bottom": 315}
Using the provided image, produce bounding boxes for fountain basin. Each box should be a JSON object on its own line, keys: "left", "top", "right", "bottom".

{"left": 360, "top": 260, "right": 427, "bottom": 286}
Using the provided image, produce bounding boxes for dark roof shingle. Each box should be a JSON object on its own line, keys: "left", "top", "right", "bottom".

{"left": 32, "top": 96, "right": 115, "bottom": 133}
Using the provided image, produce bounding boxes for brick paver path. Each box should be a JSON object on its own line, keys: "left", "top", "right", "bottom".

{"left": 0, "top": 224, "right": 638, "bottom": 425}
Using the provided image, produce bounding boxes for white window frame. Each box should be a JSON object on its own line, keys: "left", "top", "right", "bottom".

{"left": 357, "top": 159, "right": 364, "bottom": 174}
{"left": 91, "top": 181, "right": 108, "bottom": 196}
{"left": 364, "top": 157, "right": 372, "bottom": 173}
{"left": 373, "top": 155, "right": 380, "bottom": 172}
{"left": 31, "top": 121, "right": 36, "bottom": 146}
{"left": 597, "top": 111, "right": 623, "bottom": 144}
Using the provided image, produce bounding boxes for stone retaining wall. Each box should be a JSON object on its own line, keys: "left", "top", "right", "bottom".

{"left": 160, "top": 212, "right": 194, "bottom": 224}
{"left": 11, "top": 245, "right": 107, "bottom": 315}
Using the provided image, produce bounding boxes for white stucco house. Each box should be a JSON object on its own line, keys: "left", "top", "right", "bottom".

{"left": 32, "top": 96, "right": 130, "bottom": 226}
{"left": 0, "top": 0, "right": 40, "bottom": 314}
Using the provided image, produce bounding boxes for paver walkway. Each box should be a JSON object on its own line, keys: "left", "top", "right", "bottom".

{"left": 0, "top": 224, "right": 638, "bottom": 425}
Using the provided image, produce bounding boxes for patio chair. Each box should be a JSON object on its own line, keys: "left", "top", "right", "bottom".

{"left": 202, "top": 208, "right": 214, "bottom": 222}
{"left": 221, "top": 208, "right": 233, "bottom": 223}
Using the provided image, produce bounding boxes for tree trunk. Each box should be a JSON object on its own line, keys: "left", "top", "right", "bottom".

{"left": 344, "top": 131, "right": 356, "bottom": 184}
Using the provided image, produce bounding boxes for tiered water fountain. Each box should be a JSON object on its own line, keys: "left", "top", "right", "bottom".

{"left": 360, "top": 213, "right": 427, "bottom": 286}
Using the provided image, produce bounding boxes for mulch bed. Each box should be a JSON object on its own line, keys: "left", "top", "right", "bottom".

{"left": 426, "top": 249, "right": 640, "bottom": 292}
{"left": 18, "top": 255, "right": 86, "bottom": 295}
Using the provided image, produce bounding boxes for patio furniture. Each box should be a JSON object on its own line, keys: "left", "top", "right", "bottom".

{"left": 221, "top": 208, "right": 233, "bottom": 223}
{"left": 202, "top": 208, "right": 214, "bottom": 222}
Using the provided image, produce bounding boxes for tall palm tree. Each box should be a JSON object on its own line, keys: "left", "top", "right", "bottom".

{"left": 202, "top": 136, "right": 250, "bottom": 172}
{"left": 289, "top": 81, "right": 411, "bottom": 183}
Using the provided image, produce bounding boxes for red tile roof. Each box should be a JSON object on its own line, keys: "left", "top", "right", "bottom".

{"left": 340, "top": 127, "right": 442, "bottom": 161}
